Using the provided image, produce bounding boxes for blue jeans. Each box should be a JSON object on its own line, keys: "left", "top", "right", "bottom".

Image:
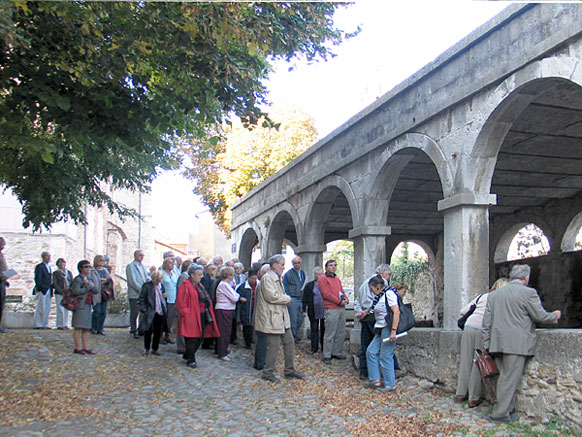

{"left": 92, "top": 301, "right": 108, "bottom": 332}
{"left": 366, "top": 327, "right": 396, "bottom": 388}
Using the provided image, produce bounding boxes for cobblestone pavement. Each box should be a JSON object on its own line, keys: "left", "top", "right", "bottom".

{"left": 0, "top": 329, "right": 570, "bottom": 436}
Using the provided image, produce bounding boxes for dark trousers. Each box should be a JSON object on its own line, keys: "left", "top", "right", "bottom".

{"left": 359, "top": 319, "right": 376, "bottom": 377}
{"left": 215, "top": 309, "right": 234, "bottom": 358}
{"left": 144, "top": 313, "right": 164, "bottom": 351}
{"left": 91, "top": 301, "right": 108, "bottom": 333}
{"left": 254, "top": 331, "right": 267, "bottom": 369}
{"left": 242, "top": 325, "right": 253, "bottom": 348}
{"left": 0, "top": 281, "right": 6, "bottom": 327}
{"left": 184, "top": 315, "right": 205, "bottom": 365}
{"left": 309, "top": 317, "right": 325, "bottom": 352}
{"left": 129, "top": 298, "right": 139, "bottom": 334}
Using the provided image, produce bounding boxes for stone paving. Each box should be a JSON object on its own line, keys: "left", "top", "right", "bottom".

{"left": 0, "top": 328, "right": 571, "bottom": 436}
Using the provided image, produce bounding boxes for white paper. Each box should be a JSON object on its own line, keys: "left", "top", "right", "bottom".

{"left": 382, "top": 331, "right": 408, "bottom": 342}
{"left": 2, "top": 269, "right": 17, "bottom": 278}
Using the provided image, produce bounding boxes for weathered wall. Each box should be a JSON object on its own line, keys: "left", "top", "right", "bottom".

{"left": 394, "top": 328, "right": 582, "bottom": 433}
{"left": 494, "top": 252, "right": 582, "bottom": 329}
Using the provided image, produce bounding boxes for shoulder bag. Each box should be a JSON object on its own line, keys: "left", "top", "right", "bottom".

{"left": 384, "top": 290, "right": 416, "bottom": 334}
{"left": 457, "top": 294, "right": 483, "bottom": 330}
{"left": 60, "top": 288, "right": 81, "bottom": 311}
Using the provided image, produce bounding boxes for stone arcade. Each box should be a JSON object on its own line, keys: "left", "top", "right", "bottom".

{"left": 231, "top": 4, "right": 582, "bottom": 431}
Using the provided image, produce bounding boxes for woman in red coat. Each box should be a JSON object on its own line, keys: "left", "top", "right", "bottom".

{"left": 176, "top": 264, "right": 220, "bottom": 368}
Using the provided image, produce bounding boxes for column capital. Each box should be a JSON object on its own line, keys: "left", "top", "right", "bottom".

{"left": 348, "top": 225, "right": 392, "bottom": 239}
{"left": 437, "top": 192, "right": 497, "bottom": 212}
{"left": 295, "top": 244, "right": 327, "bottom": 254}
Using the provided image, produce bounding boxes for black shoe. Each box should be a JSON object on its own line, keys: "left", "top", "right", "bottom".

{"left": 331, "top": 355, "right": 346, "bottom": 360}
{"left": 323, "top": 358, "right": 332, "bottom": 365}
{"left": 261, "top": 374, "right": 280, "bottom": 383}
{"left": 307, "top": 350, "right": 317, "bottom": 355}
{"left": 253, "top": 364, "right": 264, "bottom": 370}
{"left": 151, "top": 350, "right": 161, "bottom": 356}
{"left": 98, "top": 331, "right": 106, "bottom": 336}
{"left": 484, "top": 415, "right": 512, "bottom": 424}
{"left": 284, "top": 371, "right": 305, "bottom": 380}
{"left": 187, "top": 361, "right": 197, "bottom": 369}
{"left": 90, "top": 329, "right": 98, "bottom": 335}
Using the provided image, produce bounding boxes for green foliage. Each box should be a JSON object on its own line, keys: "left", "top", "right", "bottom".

{"left": 0, "top": 2, "right": 355, "bottom": 230}
{"left": 185, "top": 106, "right": 318, "bottom": 234}
{"left": 390, "top": 260, "right": 429, "bottom": 292}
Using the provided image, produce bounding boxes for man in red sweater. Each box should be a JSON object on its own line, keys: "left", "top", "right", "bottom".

{"left": 317, "top": 259, "right": 348, "bottom": 365}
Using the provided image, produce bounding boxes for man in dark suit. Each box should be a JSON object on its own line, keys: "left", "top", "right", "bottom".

{"left": 482, "top": 264, "right": 561, "bottom": 423}
{"left": 34, "top": 251, "right": 53, "bottom": 329}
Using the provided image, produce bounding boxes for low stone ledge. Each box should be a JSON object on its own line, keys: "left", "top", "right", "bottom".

{"left": 1, "top": 311, "right": 35, "bottom": 329}
{"left": 104, "top": 313, "right": 129, "bottom": 328}
{"left": 351, "top": 327, "right": 582, "bottom": 434}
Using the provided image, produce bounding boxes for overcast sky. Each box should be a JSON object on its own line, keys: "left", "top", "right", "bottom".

{"left": 151, "top": 1, "right": 510, "bottom": 243}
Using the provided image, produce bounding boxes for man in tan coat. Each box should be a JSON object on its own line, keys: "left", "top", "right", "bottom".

{"left": 482, "top": 264, "right": 561, "bottom": 423}
{"left": 254, "top": 254, "right": 304, "bottom": 383}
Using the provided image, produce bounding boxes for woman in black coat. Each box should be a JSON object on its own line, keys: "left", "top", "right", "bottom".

{"left": 235, "top": 268, "right": 259, "bottom": 349}
{"left": 138, "top": 271, "right": 166, "bottom": 356}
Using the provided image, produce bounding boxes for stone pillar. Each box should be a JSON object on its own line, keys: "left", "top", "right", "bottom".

{"left": 295, "top": 244, "right": 327, "bottom": 282}
{"left": 348, "top": 226, "right": 391, "bottom": 291}
{"left": 438, "top": 193, "right": 496, "bottom": 330}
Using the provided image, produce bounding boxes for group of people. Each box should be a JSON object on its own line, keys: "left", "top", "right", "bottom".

{"left": 455, "top": 264, "right": 561, "bottom": 423}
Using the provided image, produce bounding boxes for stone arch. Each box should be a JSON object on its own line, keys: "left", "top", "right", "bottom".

{"left": 472, "top": 57, "right": 582, "bottom": 194}
{"left": 238, "top": 224, "right": 262, "bottom": 269}
{"left": 304, "top": 175, "right": 359, "bottom": 244}
{"left": 366, "top": 135, "right": 451, "bottom": 226}
{"left": 387, "top": 238, "right": 436, "bottom": 267}
{"left": 493, "top": 221, "right": 552, "bottom": 263}
{"left": 265, "top": 204, "right": 302, "bottom": 257}
{"left": 561, "top": 211, "right": 582, "bottom": 253}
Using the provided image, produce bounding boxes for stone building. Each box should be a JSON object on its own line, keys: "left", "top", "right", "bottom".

{"left": 229, "top": 4, "right": 582, "bottom": 431}
{"left": 0, "top": 187, "right": 154, "bottom": 297}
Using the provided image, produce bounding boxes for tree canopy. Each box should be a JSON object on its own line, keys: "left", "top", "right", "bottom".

{"left": 0, "top": 1, "right": 355, "bottom": 230}
{"left": 185, "top": 106, "right": 318, "bottom": 234}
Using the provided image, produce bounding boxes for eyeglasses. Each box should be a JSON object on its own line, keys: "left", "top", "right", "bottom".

{"left": 82, "top": 265, "right": 91, "bottom": 269}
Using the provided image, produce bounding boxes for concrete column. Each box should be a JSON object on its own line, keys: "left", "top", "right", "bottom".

{"left": 438, "top": 193, "right": 496, "bottom": 330}
{"left": 295, "top": 244, "right": 326, "bottom": 282}
{"left": 349, "top": 226, "right": 391, "bottom": 291}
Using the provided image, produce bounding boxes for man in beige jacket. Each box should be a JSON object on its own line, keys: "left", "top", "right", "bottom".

{"left": 482, "top": 264, "right": 561, "bottom": 423}
{"left": 254, "top": 254, "right": 304, "bottom": 383}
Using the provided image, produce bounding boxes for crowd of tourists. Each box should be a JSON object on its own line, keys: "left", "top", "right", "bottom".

{"left": 0, "top": 237, "right": 563, "bottom": 422}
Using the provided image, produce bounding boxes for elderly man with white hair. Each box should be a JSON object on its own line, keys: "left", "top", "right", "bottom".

{"left": 482, "top": 264, "right": 561, "bottom": 423}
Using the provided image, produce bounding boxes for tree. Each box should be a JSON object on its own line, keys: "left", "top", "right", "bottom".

{"left": 185, "top": 106, "right": 318, "bottom": 234}
{"left": 0, "top": 2, "right": 355, "bottom": 230}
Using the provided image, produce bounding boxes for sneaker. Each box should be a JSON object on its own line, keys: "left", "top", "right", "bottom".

{"left": 143, "top": 349, "right": 150, "bottom": 356}
{"left": 219, "top": 356, "right": 231, "bottom": 362}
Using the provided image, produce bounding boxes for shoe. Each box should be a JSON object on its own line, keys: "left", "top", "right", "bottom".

{"left": 484, "top": 415, "right": 513, "bottom": 424}
{"left": 364, "top": 380, "right": 382, "bottom": 389}
{"left": 307, "top": 350, "right": 317, "bottom": 355}
{"left": 160, "top": 338, "right": 168, "bottom": 345}
{"left": 323, "top": 358, "right": 331, "bottom": 365}
{"left": 34, "top": 327, "right": 43, "bottom": 330}
{"left": 73, "top": 349, "right": 86, "bottom": 355}
{"left": 253, "top": 365, "right": 264, "bottom": 370}
{"left": 468, "top": 399, "right": 482, "bottom": 408}
{"left": 143, "top": 350, "right": 150, "bottom": 356}
{"left": 261, "top": 374, "right": 280, "bottom": 383}
{"left": 98, "top": 331, "right": 106, "bottom": 336}
{"left": 83, "top": 349, "right": 96, "bottom": 355}
{"left": 57, "top": 327, "right": 66, "bottom": 330}
{"left": 455, "top": 395, "right": 467, "bottom": 404}
{"left": 187, "top": 361, "right": 197, "bottom": 369}
{"left": 359, "top": 375, "right": 368, "bottom": 381}
{"left": 284, "top": 371, "right": 305, "bottom": 380}
{"left": 151, "top": 350, "right": 161, "bottom": 356}
{"left": 378, "top": 386, "right": 396, "bottom": 392}
{"left": 331, "top": 355, "right": 346, "bottom": 360}
{"left": 44, "top": 326, "right": 52, "bottom": 330}
{"left": 164, "top": 336, "right": 175, "bottom": 344}
{"left": 219, "top": 356, "right": 231, "bottom": 361}
{"left": 90, "top": 329, "right": 98, "bottom": 335}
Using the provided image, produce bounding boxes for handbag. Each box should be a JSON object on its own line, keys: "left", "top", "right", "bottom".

{"left": 457, "top": 294, "right": 483, "bottom": 330}
{"left": 474, "top": 349, "right": 499, "bottom": 378}
{"left": 384, "top": 290, "right": 416, "bottom": 334}
{"left": 60, "top": 288, "right": 81, "bottom": 311}
{"left": 204, "top": 308, "right": 213, "bottom": 324}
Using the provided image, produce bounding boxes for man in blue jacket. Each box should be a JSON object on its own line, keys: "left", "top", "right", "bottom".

{"left": 283, "top": 256, "right": 306, "bottom": 343}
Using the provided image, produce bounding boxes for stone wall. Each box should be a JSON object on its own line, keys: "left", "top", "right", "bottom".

{"left": 392, "top": 328, "right": 582, "bottom": 433}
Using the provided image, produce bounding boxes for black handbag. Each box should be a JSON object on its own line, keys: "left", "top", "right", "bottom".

{"left": 384, "top": 291, "right": 416, "bottom": 334}
{"left": 204, "top": 308, "right": 213, "bottom": 324}
{"left": 457, "top": 294, "right": 483, "bottom": 330}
